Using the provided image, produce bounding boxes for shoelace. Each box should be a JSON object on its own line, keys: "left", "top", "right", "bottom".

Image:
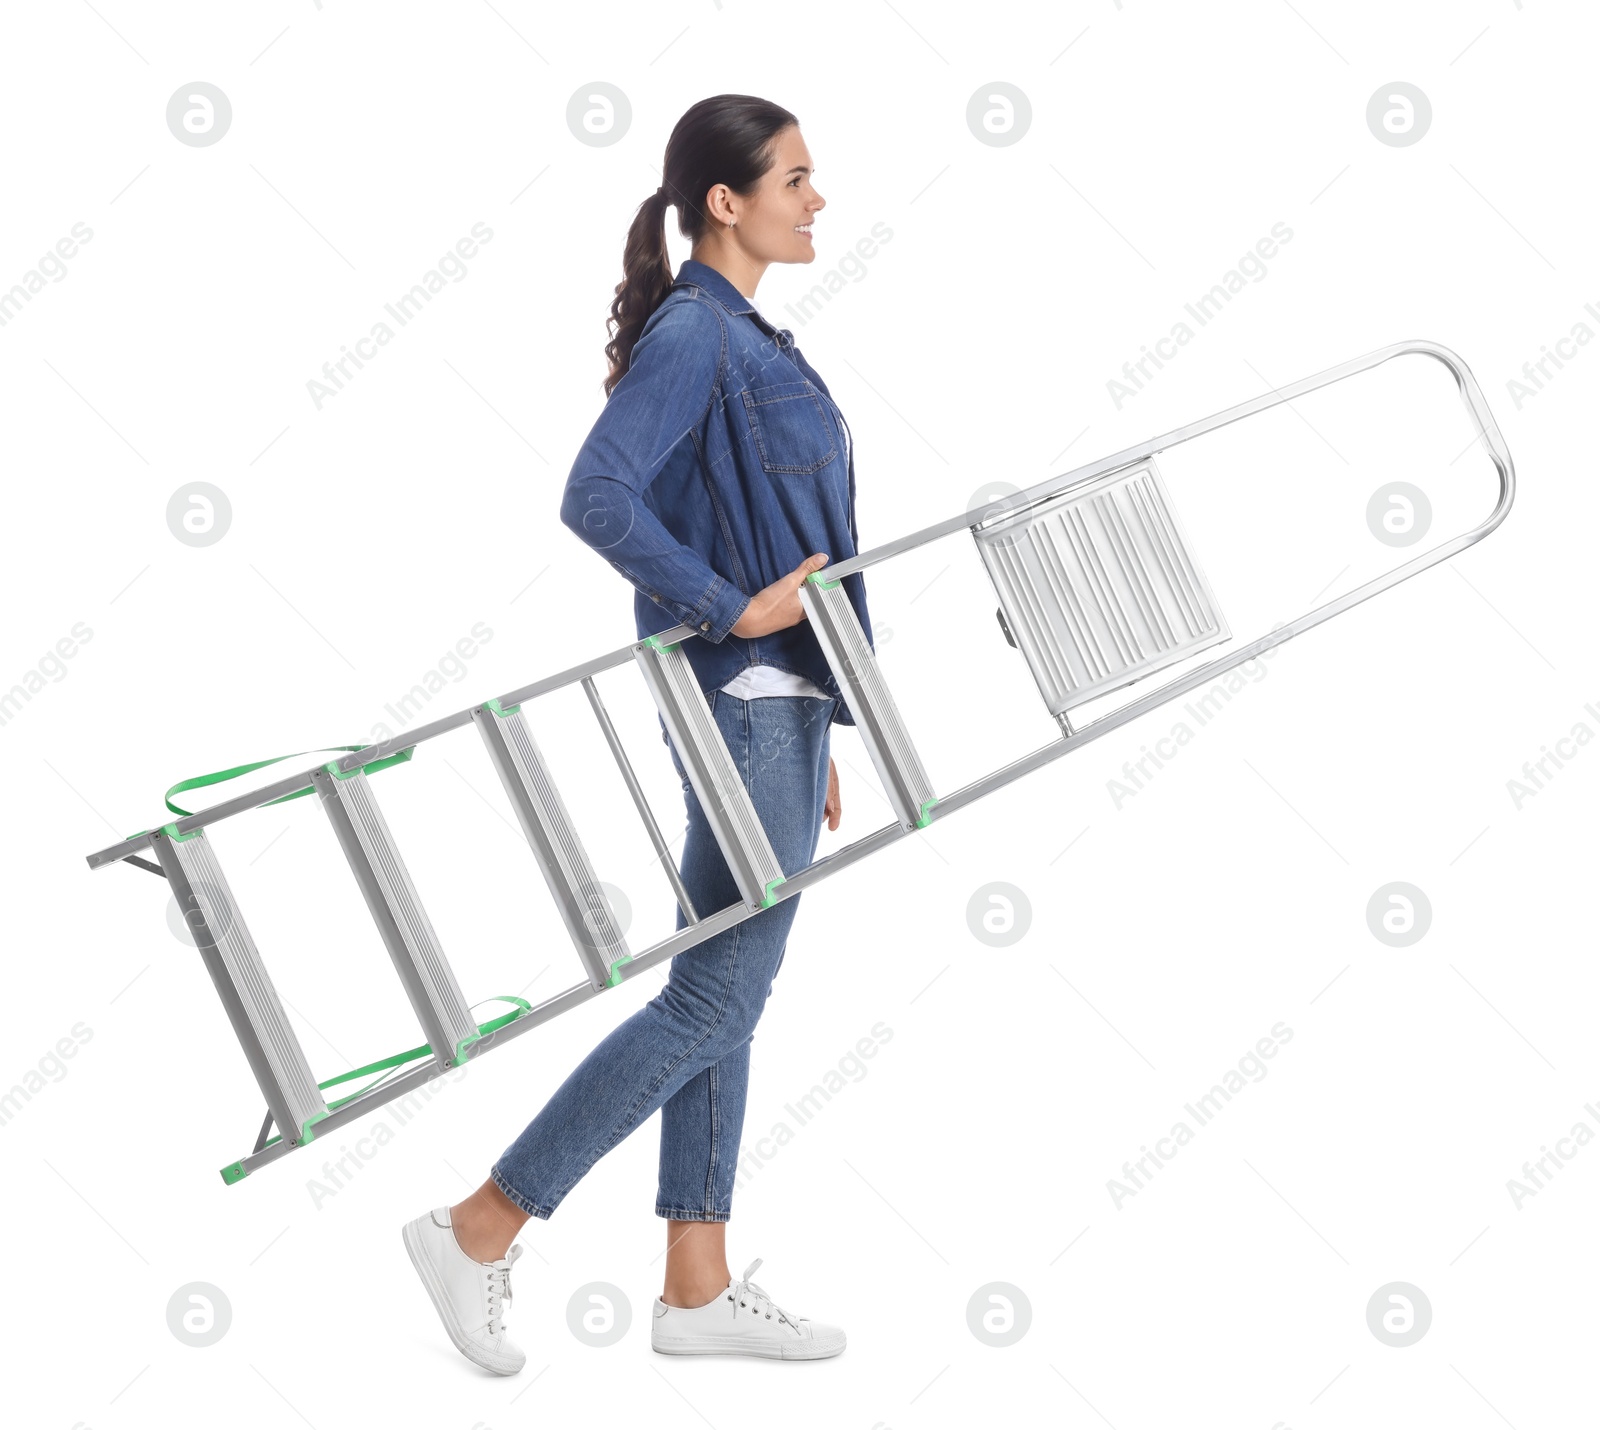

{"left": 729, "top": 1257, "right": 801, "bottom": 1331}
{"left": 485, "top": 1243, "right": 523, "bottom": 1338}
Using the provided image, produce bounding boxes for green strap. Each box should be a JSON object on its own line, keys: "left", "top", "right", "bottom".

{"left": 258, "top": 995, "right": 534, "bottom": 1151}
{"left": 164, "top": 744, "right": 416, "bottom": 818}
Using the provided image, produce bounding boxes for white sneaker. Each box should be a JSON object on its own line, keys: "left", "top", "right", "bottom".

{"left": 651, "top": 1258, "right": 846, "bottom": 1360}
{"left": 401, "top": 1206, "right": 527, "bottom": 1375}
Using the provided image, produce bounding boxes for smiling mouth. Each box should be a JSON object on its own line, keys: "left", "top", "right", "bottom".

{"left": 795, "top": 223, "right": 813, "bottom": 237}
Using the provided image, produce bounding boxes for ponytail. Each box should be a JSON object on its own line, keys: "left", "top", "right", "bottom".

{"left": 603, "top": 95, "right": 798, "bottom": 397}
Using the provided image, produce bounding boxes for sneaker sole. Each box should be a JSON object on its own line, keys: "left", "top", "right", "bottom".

{"left": 651, "top": 1332, "right": 845, "bottom": 1360}
{"left": 401, "top": 1219, "right": 525, "bottom": 1376}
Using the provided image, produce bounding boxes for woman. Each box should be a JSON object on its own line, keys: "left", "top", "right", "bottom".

{"left": 401, "top": 94, "right": 873, "bottom": 1372}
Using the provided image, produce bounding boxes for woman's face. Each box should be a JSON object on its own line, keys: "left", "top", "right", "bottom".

{"left": 731, "top": 124, "right": 825, "bottom": 264}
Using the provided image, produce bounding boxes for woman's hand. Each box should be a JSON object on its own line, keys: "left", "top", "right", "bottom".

{"left": 823, "top": 757, "right": 841, "bottom": 831}
{"left": 730, "top": 553, "right": 831, "bottom": 639}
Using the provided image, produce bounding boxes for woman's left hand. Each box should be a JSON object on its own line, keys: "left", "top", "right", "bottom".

{"left": 823, "top": 757, "right": 841, "bottom": 831}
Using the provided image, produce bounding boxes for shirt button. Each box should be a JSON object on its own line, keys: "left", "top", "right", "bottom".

{"left": 700, "top": 621, "right": 711, "bottom": 631}
{"left": 649, "top": 592, "right": 660, "bottom": 602}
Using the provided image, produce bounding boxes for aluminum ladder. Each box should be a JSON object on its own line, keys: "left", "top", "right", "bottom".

{"left": 82, "top": 340, "right": 1514, "bottom": 1186}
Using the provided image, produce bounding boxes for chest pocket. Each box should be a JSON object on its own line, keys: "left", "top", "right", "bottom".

{"left": 741, "top": 380, "right": 837, "bottom": 475}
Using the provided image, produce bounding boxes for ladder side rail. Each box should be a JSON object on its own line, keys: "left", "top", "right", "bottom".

{"left": 494, "top": 640, "right": 644, "bottom": 712}
{"left": 83, "top": 339, "right": 1512, "bottom": 871}
{"left": 818, "top": 337, "right": 1515, "bottom": 583}
{"left": 227, "top": 895, "right": 755, "bottom": 1180}
{"left": 232, "top": 1040, "right": 483, "bottom": 1181}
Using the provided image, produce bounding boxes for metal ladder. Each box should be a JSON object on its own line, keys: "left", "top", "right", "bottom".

{"left": 82, "top": 340, "right": 1514, "bottom": 1187}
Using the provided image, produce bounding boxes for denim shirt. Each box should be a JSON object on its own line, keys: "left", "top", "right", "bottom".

{"left": 559, "top": 257, "right": 872, "bottom": 727}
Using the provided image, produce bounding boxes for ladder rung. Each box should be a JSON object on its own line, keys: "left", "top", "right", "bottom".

{"left": 800, "top": 574, "right": 938, "bottom": 831}
{"left": 311, "top": 764, "right": 482, "bottom": 1067}
{"left": 471, "top": 698, "right": 631, "bottom": 991}
{"left": 152, "top": 825, "right": 330, "bottom": 1147}
{"left": 974, "top": 457, "right": 1230, "bottom": 717}
{"left": 633, "top": 636, "right": 787, "bottom": 911}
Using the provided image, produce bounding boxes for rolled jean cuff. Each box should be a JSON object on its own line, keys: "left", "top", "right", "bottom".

{"left": 491, "top": 1164, "right": 554, "bottom": 1221}
{"left": 656, "top": 1204, "right": 731, "bottom": 1223}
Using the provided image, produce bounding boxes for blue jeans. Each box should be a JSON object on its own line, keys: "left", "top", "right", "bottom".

{"left": 489, "top": 690, "right": 838, "bottom": 1222}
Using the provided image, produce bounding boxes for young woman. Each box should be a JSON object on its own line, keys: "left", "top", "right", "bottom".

{"left": 402, "top": 94, "right": 873, "bottom": 1372}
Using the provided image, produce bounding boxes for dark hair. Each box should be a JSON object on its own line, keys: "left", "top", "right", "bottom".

{"left": 603, "top": 93, "right": 798, "bottom": 397}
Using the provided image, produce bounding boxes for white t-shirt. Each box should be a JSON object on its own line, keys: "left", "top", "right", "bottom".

{"left": 719, "top": 664, "right": 831, "bottom": 700}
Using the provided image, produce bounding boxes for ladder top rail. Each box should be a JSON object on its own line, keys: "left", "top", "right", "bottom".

{"left": 814, "top": 337, "right": 1513, "bottom": 584}
{"left": 83, "top": 337, "right": 1511, "bottom": 872}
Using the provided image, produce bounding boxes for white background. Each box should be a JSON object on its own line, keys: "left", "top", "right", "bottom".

{"left": 2, "top": 2, "right": 1595, "bottom": 1427}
